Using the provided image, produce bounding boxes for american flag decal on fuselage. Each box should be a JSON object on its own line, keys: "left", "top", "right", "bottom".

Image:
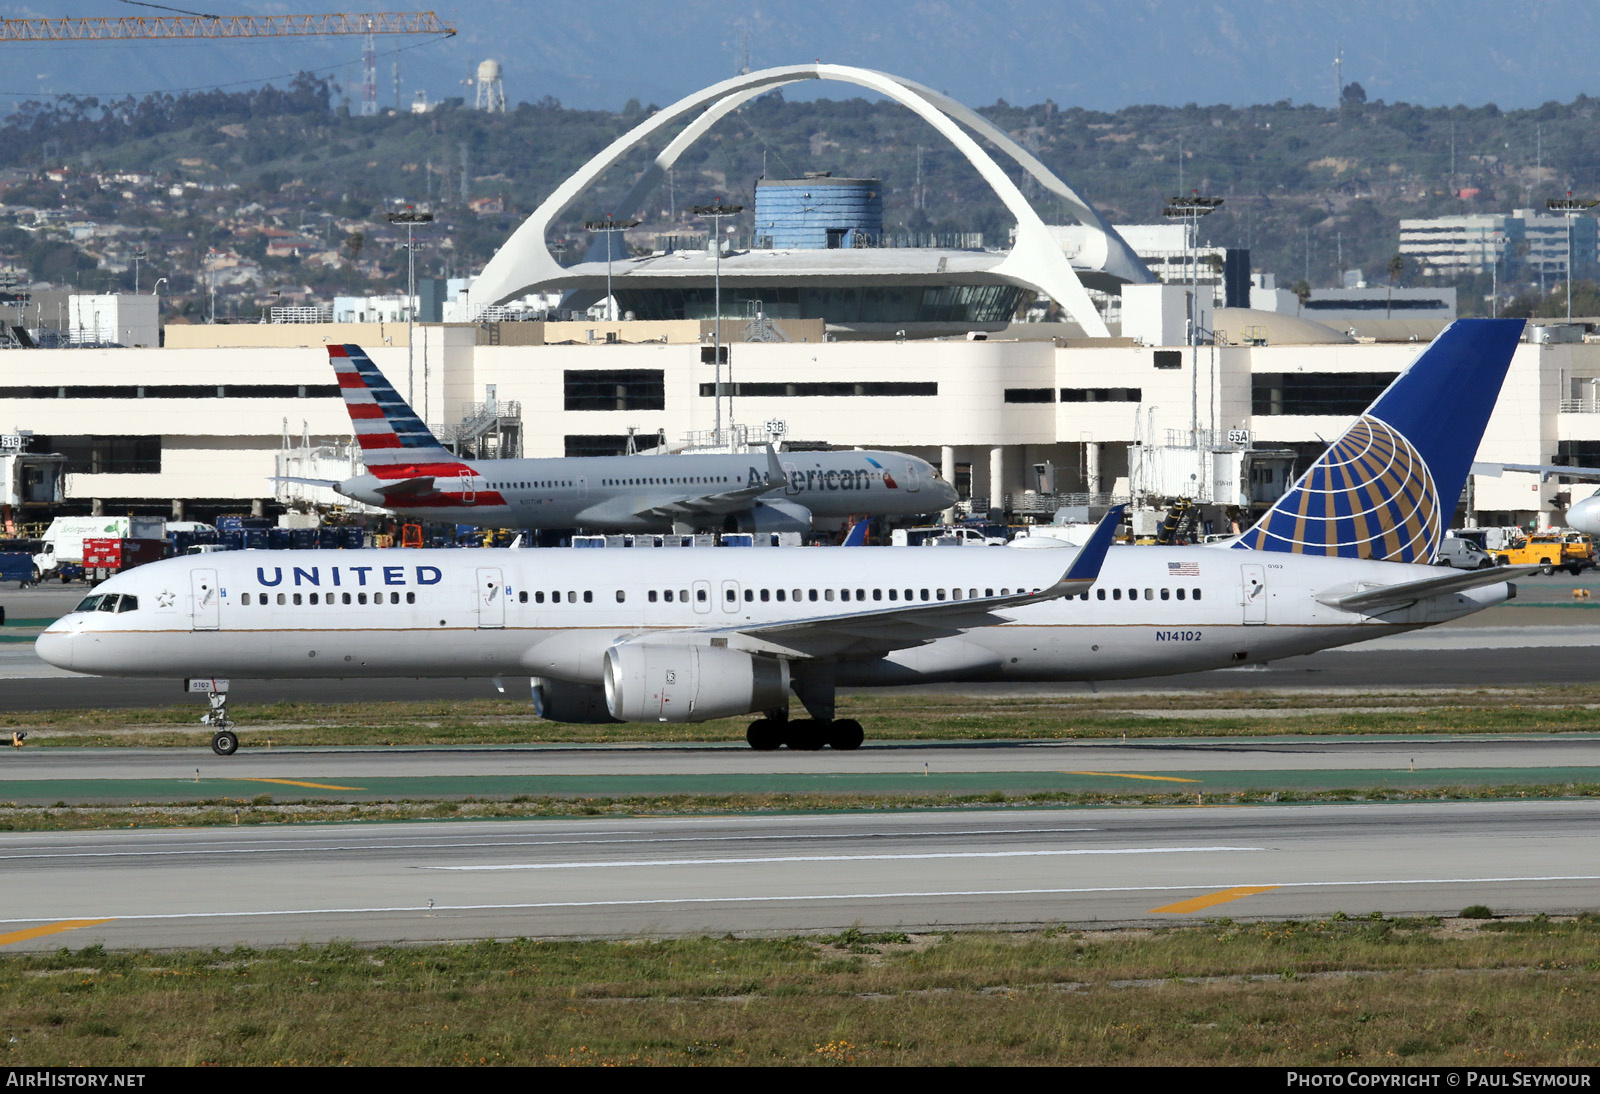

{"left": 1167, "top": 561, "right": 1200, "bottom": 576}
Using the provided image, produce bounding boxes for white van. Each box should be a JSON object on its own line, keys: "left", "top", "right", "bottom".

{"left": 1435, "top": 536, "right": 1497, "bottom": 570}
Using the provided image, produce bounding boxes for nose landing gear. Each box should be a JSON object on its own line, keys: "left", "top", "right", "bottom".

{"left": 187, "top": 678, "right": 238, "bottom": 755}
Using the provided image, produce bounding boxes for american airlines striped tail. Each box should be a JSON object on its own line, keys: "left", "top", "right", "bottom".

{"left": 330, "top": 343, "right": 453, "bottom": 465}
{"left": 1233, "top": 318, "right": 1524, "bottom": 563}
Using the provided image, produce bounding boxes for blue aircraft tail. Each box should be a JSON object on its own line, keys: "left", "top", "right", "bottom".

{"left": 1233, "top": 318, "right": 1524, "bottom": 562}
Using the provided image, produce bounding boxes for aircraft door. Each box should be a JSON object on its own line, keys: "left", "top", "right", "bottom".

{"left": 692, "top": 579, "right": 712, "bottom": 614}
{"left": 720, "top": 579, "right": 741, "bottom": 614}
{"left": 477, "top": 567, "right": 505, "bottom": 629}
{"left": 905, "top": 460, "right": 921, "bottom": 493}
{"left": 783, "top": 462, "right": 800, "bottom": 495}
{"left": 1240, "top": 564, "right": 1267, "bottom": 625}
{"left": 460, "top": 471, "right": 475, "bottom": 504}
{"left": 191, "top": 568, "right": 219, "bottom": 631}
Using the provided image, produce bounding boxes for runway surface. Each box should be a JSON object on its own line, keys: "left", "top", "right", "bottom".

{"left": 5, "top": 580, "right": 1600, "bottom": 950}
{"left": 4, "top": 735, "right": 1600, "bottom": 804}
{"left": 3, "top": 802, "right": 1598, "bottom": 951}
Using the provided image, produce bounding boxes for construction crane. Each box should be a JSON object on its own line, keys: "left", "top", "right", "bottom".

{"left": 0, "top": 12, "right": 456, "bottom": 116}
{"left": 0, "top": 12, "right": 454, "bottom": 42}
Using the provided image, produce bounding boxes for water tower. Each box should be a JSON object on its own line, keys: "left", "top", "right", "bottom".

{"left": 475, "top": 59, "right": 505, "bottom": 113}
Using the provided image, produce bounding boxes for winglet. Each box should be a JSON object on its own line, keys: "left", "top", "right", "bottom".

{"left": 841, "top": 519, "right": 869, "bottom": 546}
{"left": 1063, "top": 504, "right": 1125, "bottom": 583}
{"left": 765, "top": 443, "right": 785, "bottom": 489}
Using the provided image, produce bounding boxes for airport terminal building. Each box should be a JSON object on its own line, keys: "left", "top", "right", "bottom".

{"left": 3, "top": 313, "right": 1592, "bottom": 533}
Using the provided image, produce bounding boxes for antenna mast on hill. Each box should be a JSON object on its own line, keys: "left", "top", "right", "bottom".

{"left": 1333, "top": 46, "right": 1342, "bottom": 105}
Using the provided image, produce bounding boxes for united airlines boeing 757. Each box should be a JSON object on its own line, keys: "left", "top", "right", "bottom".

{"left": 279, "top": 344, "right": 956, "bottom": 533}
{"left": 43, "top": 320, "right": 1529, "bottom": 755}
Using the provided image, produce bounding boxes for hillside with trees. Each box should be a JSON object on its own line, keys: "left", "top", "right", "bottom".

{"left": 2, "top": 74, "right": 1599, "bottom": 319}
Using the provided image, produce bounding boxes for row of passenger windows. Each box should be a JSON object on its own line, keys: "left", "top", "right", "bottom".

{"left": 488, "top": 480, "right": 570, "bottom": 490}
{"left": 240, "top": 591, "right": 415, "bottom": 606}
{"left": 1086, "top": 588, "right": 1202, "bottom": 601}
{"left": 601, "top": 476, "right": 731, "bottom": 487}
{"left": 728, "top": 586, "right": 1026, "bottom": 604}
{"left": 229, "top": 586, "right": 1204, "bottom": 609}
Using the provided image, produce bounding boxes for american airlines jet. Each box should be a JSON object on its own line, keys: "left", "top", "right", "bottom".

{"left": 41, "top": 320, "right": 1530, "bottom": 756}
{"left": 281, "top": 344, "right": 956, "bottom": 533}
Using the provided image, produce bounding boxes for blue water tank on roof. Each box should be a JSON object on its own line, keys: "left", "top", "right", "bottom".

{"left": 754, "top": 175, "right": 883, "bottom": 250}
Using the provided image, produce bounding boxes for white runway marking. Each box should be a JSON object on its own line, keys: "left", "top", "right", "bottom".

{"left": 0, "top": 827, "right": 1101, "bottom": 863}
{"left": 7, "top": 874, "right": 1600, "bottom": 926}
{"left": 430, "top": 846, "right": 1266, "bottom": 871}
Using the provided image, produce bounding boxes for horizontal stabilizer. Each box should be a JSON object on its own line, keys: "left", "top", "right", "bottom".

{"left": 1472, "top": 460, "right": 1600, "bottom": 483}
{"left": 269, "top": 475, "right": 340, "bottom": 488}
{"left": 372, "top": 476, "right": 438, "bottom": 498}
{"left": 1316, "top": 565, "right": 1538, "bottom": 614}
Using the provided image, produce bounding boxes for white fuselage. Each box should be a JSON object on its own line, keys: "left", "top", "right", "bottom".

{"left": 37, "top": 544, "right": 1510, "bottom": 687}
{"left": 340, "top": 449, "right": 957, "bottom": 530}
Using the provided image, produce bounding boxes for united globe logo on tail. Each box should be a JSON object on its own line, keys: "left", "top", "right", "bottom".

{"left": 1232, "top": 318, "right": 1526, "bottom": 563}
{"left": 1234, "top": 416, "right": 1440, "bottom": 562}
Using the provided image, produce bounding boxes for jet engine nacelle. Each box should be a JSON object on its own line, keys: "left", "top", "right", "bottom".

{"left": 530, "top": 676, "right": 619, "bottom": 724}
{"left": 603, "top": 642, "right": 790, "bottom": 723}
{"left": 724, "top": 498, "right": 813, "bottom": 535}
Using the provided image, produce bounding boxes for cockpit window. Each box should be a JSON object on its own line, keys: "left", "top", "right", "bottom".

{"left": 74, "top": 595, "right": 104, "bottom": 612}
{"left": 97, "top": 596, "right": 119, "bottom": 612}
{"left": 116, "top": 595, "right": 138, "bottom": 613}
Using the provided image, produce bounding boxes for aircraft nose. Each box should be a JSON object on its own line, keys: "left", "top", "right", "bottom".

{"left": 35, "top": 626, "right": 74, "bottom": 671}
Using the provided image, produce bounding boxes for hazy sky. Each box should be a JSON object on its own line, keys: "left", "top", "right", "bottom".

{"left": 0, "top": 1, "right": 1595, "bottom": 113}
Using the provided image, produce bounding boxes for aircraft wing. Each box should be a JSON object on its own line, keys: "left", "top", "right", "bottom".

{"left": 636, "top": 444, "right": 787, "bottom": 519}
{"left": 713, "top": 505, "right": 1122, "bottom": 659}
{"left": 1315, "top": 564, "right": 1539, "bottom": 615}
{"left": 1472, "top": 460, "right": 1600, "bottom": 482}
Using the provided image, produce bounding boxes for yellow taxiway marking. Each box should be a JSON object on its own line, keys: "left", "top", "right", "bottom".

{"left": 240, "top": 778, "right": 365, "bottom": 791}
{"left": 0, "top": 919, "right": 114, "bottom": 948}
{"left": 1150, "top": 886, "right": 1281, "bottom": 914}
{"left": 1065, "top": 771, "right": 1201, "bottom": 783}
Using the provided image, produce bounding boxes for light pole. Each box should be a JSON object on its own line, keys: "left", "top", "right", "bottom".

{"left": 131, "top": 244, "right": 145, "bottom": 294}
{"left": 1546, "top": 194, "right": 1596, "bottom": 322}
{"left": 386, "top": 207, "right": 434, "bottom": 410}
{"left": 582, "top": 215, "right": 640, "bottom": 323}
{"left": 692, "top": 199, "right": 743, "bottom": 446}
{"left": 1162, "top": 192, "right": 1222, "bottom": 453}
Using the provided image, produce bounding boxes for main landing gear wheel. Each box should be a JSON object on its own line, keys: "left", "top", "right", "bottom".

{"left": 782, "top": 718, "right": 827, "bottom": 750}
{"left": 829, "top": 719, "right": 865, "bottom": 751}
{"left": 210, "top": 730, "right": 238, "bottom": 756}
{"left": 746, "top": 719, "right": 785, "bottom": 751}
{"left": 743, "top": 717, "right": 866, "bottom": 750}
